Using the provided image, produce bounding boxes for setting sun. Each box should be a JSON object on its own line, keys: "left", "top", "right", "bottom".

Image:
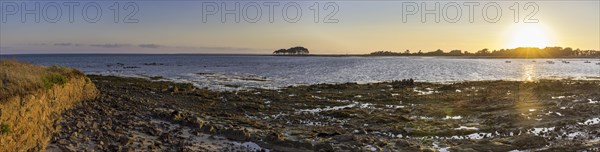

{"left": 506, "top": 24, "right": 554, "bottom": 48}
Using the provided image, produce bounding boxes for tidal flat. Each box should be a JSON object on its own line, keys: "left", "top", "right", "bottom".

{"left": 48, "top": 75, "right": 600, "bottom": 151}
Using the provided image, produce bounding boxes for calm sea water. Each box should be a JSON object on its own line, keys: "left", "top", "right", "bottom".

{"left": 2, "top": 54, "right": 599, "bottom": 90}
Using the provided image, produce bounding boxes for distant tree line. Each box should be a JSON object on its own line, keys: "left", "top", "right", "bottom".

{"left": 273, "top": 46, "right": 309, "bottom": 55}
{"left": 369, "top": 47, "right": 600, "bottom": 58}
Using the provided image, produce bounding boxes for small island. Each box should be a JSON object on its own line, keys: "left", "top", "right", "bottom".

{"left": 273, "top": 46, "right": 310, "bottom": 55}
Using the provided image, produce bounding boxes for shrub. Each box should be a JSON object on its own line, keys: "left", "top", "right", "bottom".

{"left": 0, "top": 123, "right": 10, "bottom": 135}
{"left": 42, "top": 73, "right": 67, "bottom": 89}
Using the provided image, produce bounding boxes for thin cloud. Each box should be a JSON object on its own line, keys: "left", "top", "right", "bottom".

{"left": 54, "top": 43, "right": 73, "bottom": 46}
{"left": 23, "top": 42, "right": 264, "bottom": 53}
{"left": 28, "top": 43, "right": 49, "bottom": 46}
{"left": 89, "top": 44, "right": 132, "bottom": 48}
{"left": 174, "top": 46, "right": 260, "bottom": 51}
{"left": 137, "top": 44, "right": 257, "bottom": 51}
{"left": 53, "top": 43, "right": 84, "bottom": 46}
{"left": 139, "top": 44, "right": 163, "bottom": 48}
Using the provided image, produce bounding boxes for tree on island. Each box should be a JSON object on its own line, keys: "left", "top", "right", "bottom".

{"left": 448, "top": 50, "right": 463, "bottom": 56}
{"left": 273, "top": 46, "right": 309, "bottom": 55}
{"left": 429, "top": 49, "right": 445, "bottom": 56}
{"left": 476, "top": 48, "right": 490, "bottom": 56}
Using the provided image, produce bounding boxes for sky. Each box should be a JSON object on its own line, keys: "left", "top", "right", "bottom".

{"left": 0, "top": 0, "right": 598, "bottom": 54}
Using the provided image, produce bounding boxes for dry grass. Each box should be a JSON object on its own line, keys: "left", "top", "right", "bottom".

{"left": 0, "top": 60, "right": 96, "bottom": 151}
{"left": 0, "top": 60, "right": 83, "bottom": 100}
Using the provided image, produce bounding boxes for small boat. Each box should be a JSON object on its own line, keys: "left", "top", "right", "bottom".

{"left": 547, "top": 61, "right": 555, "bottom": 64}
{"left": 584, "top": 60, "right": 591, "bottom": 63}
{"left": 562, "top": 61, "right": 570, "bottom": 64}
{"left": 596, "top": 62, "right": 600, "bottom": 65}
{"left": 505, "top": 61, "right": 511, "bottom": 63}
{"left": 532, "top": 60, "right": 536, "bottom": 62}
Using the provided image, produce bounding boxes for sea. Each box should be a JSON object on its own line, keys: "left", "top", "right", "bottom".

{"left": 2, "top": 54, "right": 599, "bottom": 90}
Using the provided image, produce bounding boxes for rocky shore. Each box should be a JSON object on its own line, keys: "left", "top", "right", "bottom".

{"left": 48, "top": 75, "right": 600, "bottom": 151}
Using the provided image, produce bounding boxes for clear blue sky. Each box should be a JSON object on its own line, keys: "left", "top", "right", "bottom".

{"left": 1, "top": 0, "right": 598, "bottom": 54}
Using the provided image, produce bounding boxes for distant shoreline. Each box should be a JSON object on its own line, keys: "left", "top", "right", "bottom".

{"left": 2, "top": 53, "right": 600, "bottom": 59}
{"left": 269, "top": 54, "right": 600, "bottom": 59}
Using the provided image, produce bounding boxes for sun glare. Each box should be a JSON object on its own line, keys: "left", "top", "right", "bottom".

{"left": 506, "top": 24, "right": 554, "bottom": 48}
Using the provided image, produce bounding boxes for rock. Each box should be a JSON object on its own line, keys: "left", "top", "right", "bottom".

{"left": 333, "top": 134, "right": 354, "bottom": 142}
{"left": 172, "top": 110, "right": 182, "bottom": 119}
{"left": 66, "top": 144, "right": 76, "bottom": 151}
{"left": 148, "top": 144, "right": 156, "bottom": 150}
{"left": 314, "top": 142, "right": 334, "bottom": 151}
{"left": 119, "top": 135, "right": 131, "bottom": 145}
{"left": 511, "top": 134, "right": 548, "bottom": 149}
{"left": 316, "top": 131, "right": 341, "bottom": 138}
{"left": 69, "top": 133, "right": 77, "bottom": 140}
{"left": 58, "top": 139, "right": 69, "bottom": 145}
{"left": 395, "top": 140, "right": 410, "bottom": 147}
{"left": 221, "top": 129, "right": 250, "bottom": 141}
{"left": 76, "top": 121, "right": 85, "bottom": 128}
{"left": 421, "top": 148, "right": 434, "bottom": 152}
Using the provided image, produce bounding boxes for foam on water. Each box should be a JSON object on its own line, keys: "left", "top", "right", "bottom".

{"left": 297, "top": 103, "right": 357, "bottom": 113}
{"left": 443, "top": 116, "right": 463, "bottom": 120}
{"left": 233, "top": 142, "right": 269, "bottom": 152}
{"left": 531, "top": 127, "right": 555, "bottom": 136}
{"left": 579, "top": 117, "right": 600, "bottom": 125}
{"left": 454, "top": 126, "right": 479, "bottom": 130}
{"left": 432, "top": 143, "right": 450, "bottom": 152}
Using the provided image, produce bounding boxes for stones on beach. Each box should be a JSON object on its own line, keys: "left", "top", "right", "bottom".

{"left": 171, "top": 110, "right": 182, "bottom": 120}
{"left": 510, "top": 134, "right": 548, "bottom": 149}
{"left": 47, "top": 76, "right": 600, "bottom": 151}
{"left": 75, "top": 121, "right": 84, "bottom": 128}
{"left": 333, "top": 134, "right": 354, "bottom": 142}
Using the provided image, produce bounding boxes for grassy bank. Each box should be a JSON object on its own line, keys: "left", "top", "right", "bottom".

{"left": 0, "top": 60, "right": 84, "bottom": 100}
{"left": 0, "top": 60, "right": 97, "bottom": 151}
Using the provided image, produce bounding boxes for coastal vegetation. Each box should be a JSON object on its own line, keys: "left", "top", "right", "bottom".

{"left": 273, "top": 46, "right": 310, "bottom": 55}
{"left": 369, "top": 47, "right": 600, "bottom": 58}
{"left": 0, "top": 60, "right": 97, "bottom": 151}
{"left": 0, "top": 60, "right": 83, "bottom": 100}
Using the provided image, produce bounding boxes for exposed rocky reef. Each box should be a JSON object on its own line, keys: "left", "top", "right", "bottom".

{"left": 48, "top": 75, "right": 600, "bottom": 151}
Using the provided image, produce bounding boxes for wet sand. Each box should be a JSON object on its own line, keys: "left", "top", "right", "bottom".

{"left": 48, "top": 75, "right": 600, "bottom": 151}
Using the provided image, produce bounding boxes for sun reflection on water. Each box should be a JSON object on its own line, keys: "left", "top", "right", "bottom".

{"left": 522, "top": 64, "right": 537, "bottom": 82}
{"left": 514, "top": 63, "right": 542, "bottom": 125}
